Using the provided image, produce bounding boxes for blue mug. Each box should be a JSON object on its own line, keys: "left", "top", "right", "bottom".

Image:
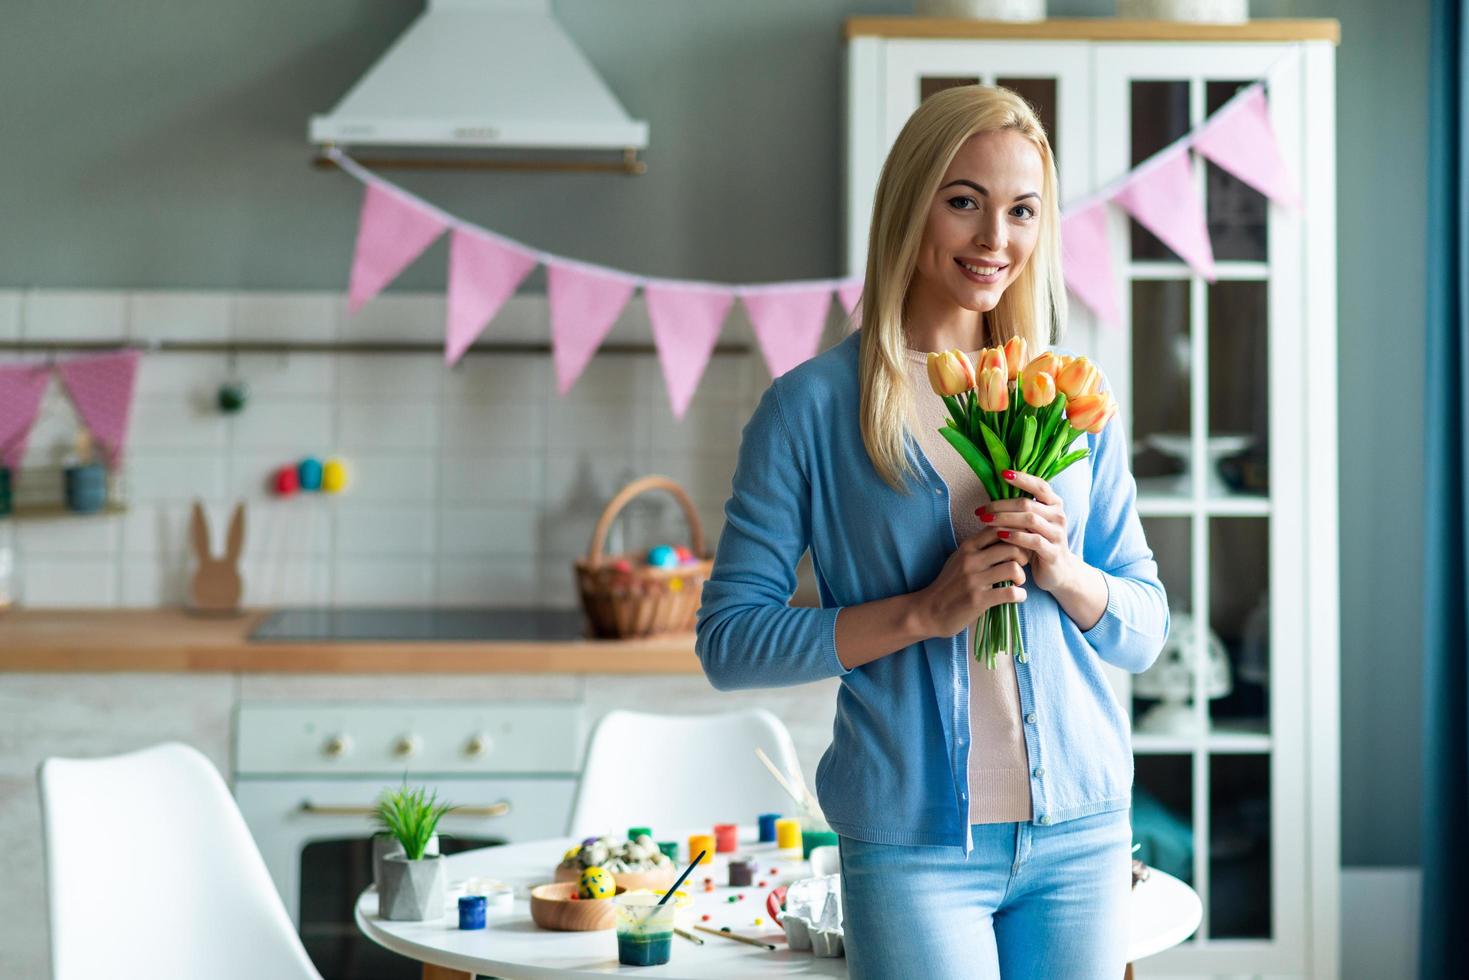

{"left": 64, "top": 463, "right": 107, "bottom": 513}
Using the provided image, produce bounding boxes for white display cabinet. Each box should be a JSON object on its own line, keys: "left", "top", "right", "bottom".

{"left": 845, "top": 17, "right": 1339, "bottom": 979}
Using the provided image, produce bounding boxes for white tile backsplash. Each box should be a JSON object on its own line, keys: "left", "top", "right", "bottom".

{"left": 232, "top": 292, "right": 338, "bottom": 343}
{"left": 21, "top": 290, "right": 128, "bottom": 341}
{"left": 4, "top": 288, "right": 760, "bottom": 608}
{"left": 0, "top": 290, "right": 21, "bottom": 340}
{"left": 128, "top": 291, "right": 231, "bottom": 342}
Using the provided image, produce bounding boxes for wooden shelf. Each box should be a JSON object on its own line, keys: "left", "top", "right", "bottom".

{"left": 845, "top": 17, "right": 1341, "bottom": 45}
{"left": 0, "top": 609, "right": 703, "bottom": 675}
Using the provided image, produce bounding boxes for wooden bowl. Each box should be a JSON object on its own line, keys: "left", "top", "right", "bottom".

{"left": 553, "top": 864, "right": 678, "bottom": 892}
{"left": 529, "top": 882, "right": 627, "bottom": 931}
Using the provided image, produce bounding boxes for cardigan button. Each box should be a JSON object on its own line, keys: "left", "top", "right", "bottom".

{"left": 1038, "top": 814, "right": 1051, "bottom": 826}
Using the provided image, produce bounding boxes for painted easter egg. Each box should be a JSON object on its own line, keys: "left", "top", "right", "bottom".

{"left": 578, "top": 865, "right": 616, "bottom": 900}
{"left": 646, "top": 545, "right": 678, "bottom": 568}
{"left": 274, "top": 465, "right": 299, "bottom": 496}
{"left": 321, "top": 457, "right": 349, "bottom": 493}
{"left": 297, "top": 457, "right": 323, "bottom": 491}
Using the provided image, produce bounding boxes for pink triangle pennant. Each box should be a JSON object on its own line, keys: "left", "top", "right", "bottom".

{"left": 836, "top": 280, "right": 864, "bottom": 318}
{"left": 0, "top": 362, "right": 52, "bottom": 469}
{"left": 1192, "top": 86, "right": 1301, "bottom": 211}
{"left": 547, "top": 262, "right": 638, "bottom": 396}
{"left": 644, "top": 283, "right": 735, "bottom": 420}
{"left": 54, "top": 350, "right": 141, "bottom": 469}
{"left": 1113, "top": 147, "right": 1217, "bottom": 282}
{"left": 1060, "top": 202, "right": 1122, "bottom": 327}
{"left": 347, "top": 183, "right": 449, "bottom": 315}
{"left": 445, "top": 229, "right": 540, "bottom": 365}
{"left": 740, "top": 286, "right": 834, "bottom": 379}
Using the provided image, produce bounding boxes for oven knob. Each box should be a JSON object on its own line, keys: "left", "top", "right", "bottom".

{"left": 465, "top": 733, "right": 493, "bottom": 758}
{"left": 323, "top": 734, "right": 352, "bottom": 758}
{"left": 393, "top": 734, "right": 422, "bottom": 759}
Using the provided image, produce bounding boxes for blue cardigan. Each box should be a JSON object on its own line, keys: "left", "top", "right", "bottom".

{"left": 695, "top": 328, "right": 1169, "bottom": 853}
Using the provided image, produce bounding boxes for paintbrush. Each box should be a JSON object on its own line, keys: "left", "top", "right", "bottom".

{"left": 674, "top": 927, "right": 704, "bottom": 945}
{"left": 755, "top": 746, "right": 819, "bottom": 816}
{"left": 692, "top": 924, "right": 777, "bottom": 950}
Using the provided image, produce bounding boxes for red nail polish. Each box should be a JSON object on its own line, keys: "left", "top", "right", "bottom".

{"left": 997, "top": 530, "right": 1010, "bottom": 539}
{"left": 1002, "top": 469, "right": 1016, "bottom": 480}
{"left": 980, "top": 512, "right": 995, "bottom": 524}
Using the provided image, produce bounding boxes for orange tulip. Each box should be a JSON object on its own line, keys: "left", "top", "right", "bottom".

{"left": 926, "top": 349, "right": 976, "bottom": 396}
{"left": 1022, "top": 370, "right": 1056, "bottom": 408}
{"left": 1002, "top": 336, "right": 1028, "bottom": 380}
{"left": 1055, "top": 356, "right": 1101, "bottom": 398}
{"left": 977, "top": 366, "right": 1009, "bottom": 412}
{"left": 1067, "top": 392, "right": 1117, "bottom": 434}
{"left": 976, "top": 346, "right": 1007, "bottom": 376}
{"left": 1022, "top": 351, "right": 1063, "bottom": 379}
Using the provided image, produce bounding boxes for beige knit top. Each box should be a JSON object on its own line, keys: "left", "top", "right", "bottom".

{"left": 904, "top": 347, "right": 1034, "bottom": 825}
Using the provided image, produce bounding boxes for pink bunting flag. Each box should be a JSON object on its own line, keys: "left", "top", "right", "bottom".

{"left": 347, "top": 183, "right": 449, "bottom": 315}
{"left": 445, "top": 229, "right": 540, "bottom": 365}
{"left": 1113, "top": 146, "right": 1217, "bottom": 282}
{"left": 0, "top": 362, "right": 52, "bottom": 469}
{"left": 54, "top": 350, "right": 141, "bottom": 469}
{"left": 644, "top": 283, "right": 735, "bottom": 420}
{"left": 1192, "top": 86, "right": 1301, "bottom": 211}
{"left": 740, "top": 286, "right": 835, "bottom": 378}
{"left": 547, "top": 262, "right": 639, "bottom": 396}
{"left": 836, "top": 280, "right": 864, "bottom": 318}
{"left": 1060, "top": 202, "right": 1122, "bottom": 327}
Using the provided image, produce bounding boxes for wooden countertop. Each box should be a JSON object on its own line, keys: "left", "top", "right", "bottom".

{"left": 0, "top": 610, "right": 703, "bottom": 674}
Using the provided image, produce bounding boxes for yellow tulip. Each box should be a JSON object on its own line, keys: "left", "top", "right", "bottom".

{"left": 926, "top": 349, "right": 976, "bottom": 396}
{"left": 1003, "top": 336, "right": 1028, "bottom": 380}
{"left": 1022, "top": 370, "right": 1056, "bottom": 408}
{"left": 1055, "top": 356, "right": 1101, "bottom": 398}
{"left": 977, "top": 366, "right": 1009, "bottom": 412}
{"left": 1067, "top": 392, "right": 1117, "bottom": 434}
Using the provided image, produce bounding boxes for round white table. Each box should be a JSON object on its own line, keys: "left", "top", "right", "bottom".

{"left": 355, "top": 826, "right": 1201, "bottom": 979}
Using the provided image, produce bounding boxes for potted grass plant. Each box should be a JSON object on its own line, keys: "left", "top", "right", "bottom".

{"left": 375, "top": 784, "right": 454, "bottom": 921}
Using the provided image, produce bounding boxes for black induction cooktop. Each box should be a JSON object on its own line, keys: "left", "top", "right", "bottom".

{"left": 248, "top": 607, "right": 590, "bottom": 642}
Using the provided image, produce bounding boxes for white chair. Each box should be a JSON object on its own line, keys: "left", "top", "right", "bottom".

{"left": 38, "top": 741, "right": 322, "bottom": 980}
{"left": 566, "top": 708, "right": 808, "bottom": 839}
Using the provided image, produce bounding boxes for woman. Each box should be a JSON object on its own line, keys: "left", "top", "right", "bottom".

{"left": 695, "top": 85, "right": 1168, "bottom": 978}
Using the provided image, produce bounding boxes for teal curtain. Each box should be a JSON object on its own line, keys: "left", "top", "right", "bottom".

{"left": 1421, "top": 1, "right": 1468, "bottom": 977}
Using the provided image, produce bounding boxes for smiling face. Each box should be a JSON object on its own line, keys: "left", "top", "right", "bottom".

{"left": 909, "top": 129, "right": 1045, "bottom": 317}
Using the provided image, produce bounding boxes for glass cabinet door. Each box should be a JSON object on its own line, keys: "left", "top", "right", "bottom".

{"left": 1095, "top": 43, "right": 1310, "bottom": 970}
{"left": 843, "top": 41, "right": 1090, "bottom": 278}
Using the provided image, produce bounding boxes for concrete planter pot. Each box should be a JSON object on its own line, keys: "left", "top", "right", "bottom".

{"left": 372, "top": 832, "right": 439, "bottom": 890}
{"left": 379, "top": 852, "right": 447, "bottom": 921}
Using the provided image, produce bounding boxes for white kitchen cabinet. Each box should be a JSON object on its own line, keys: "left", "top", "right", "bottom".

{"left": 845, "top": 17, "right": 1339, "bottom": 978}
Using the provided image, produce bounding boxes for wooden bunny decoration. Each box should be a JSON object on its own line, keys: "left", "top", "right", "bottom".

{"left": 187, "top": 500, "right": 245, "bottom": 616}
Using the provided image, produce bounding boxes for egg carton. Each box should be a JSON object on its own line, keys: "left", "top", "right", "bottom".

{"left": 780, "top": 874, "right": 844, "bottom": 958}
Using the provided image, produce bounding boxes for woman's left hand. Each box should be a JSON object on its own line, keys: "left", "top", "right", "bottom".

{"left": 976, "top": 469, "right": 1083, "bottom": 594}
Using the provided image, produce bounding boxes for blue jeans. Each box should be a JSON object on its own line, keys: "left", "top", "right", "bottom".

{"left": 838, "top": 808, "right": 1133, "bottom": 979}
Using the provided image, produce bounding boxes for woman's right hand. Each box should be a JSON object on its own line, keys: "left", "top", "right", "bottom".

{"left": 911, "top": 529, "right": 1029, "bottom": 639}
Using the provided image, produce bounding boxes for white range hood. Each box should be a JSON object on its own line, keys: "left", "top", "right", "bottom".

{"left": 310, "top": 0, "right": 648, "bottom": 157}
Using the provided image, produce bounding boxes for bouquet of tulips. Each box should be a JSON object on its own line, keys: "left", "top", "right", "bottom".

{"left": 926, "top": 338, "right": 1118, "bottom": 668}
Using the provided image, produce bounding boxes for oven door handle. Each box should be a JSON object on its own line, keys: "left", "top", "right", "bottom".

{"left": 298, "top": 800, "right": 512, "bottom": 818}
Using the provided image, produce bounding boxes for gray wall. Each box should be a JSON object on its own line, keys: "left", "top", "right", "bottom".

{"left": 0, "top": 0, "right": 1423, "bottom": 866}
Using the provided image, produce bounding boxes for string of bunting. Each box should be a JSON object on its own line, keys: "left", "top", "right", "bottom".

{"left": 333, "top": 54, "right": 1299, "bottom": 420}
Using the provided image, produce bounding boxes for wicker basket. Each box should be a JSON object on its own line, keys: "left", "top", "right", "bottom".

{"left": 573, "top": 475, "right": 713, "bottom": 639}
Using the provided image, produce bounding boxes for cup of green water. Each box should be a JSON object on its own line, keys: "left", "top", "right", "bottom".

{"left": 613, "top": 892, "right": 676, "bottom": 967}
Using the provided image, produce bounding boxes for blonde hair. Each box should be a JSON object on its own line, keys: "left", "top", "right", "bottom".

{"left": 856, "top": 85, "right": 1067, "bottom": 493}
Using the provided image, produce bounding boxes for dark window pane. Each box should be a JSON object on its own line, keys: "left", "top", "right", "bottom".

{"left": 1207, "top": 280, "right": 1270, "bottom": 496}
{"left": 1133, "top": 754, "right": 1198, "bottom": 945}
{"left": 1210, "top": 755, "right": 1273, "bottom": 938}
{"left": 921, "top": 76, "right": 981, "bottom": 101}
{"left": 1209, "top": 518, "right": 1270, "bottom": 735}
{"left": 1130, "top": 81, "right": 1192, "bottom": 261}
{"left": 996, "top": 77, "right": 1059, "bottom": 165}
{"left": 1133, "top": 517, "right": 1192, "bottom": 734}
{"left": 1205, "top": 81, "right": 1269, "bottom": 262}
{"left": 1130, "top": 279, "right": 1192, "bottom": 486}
